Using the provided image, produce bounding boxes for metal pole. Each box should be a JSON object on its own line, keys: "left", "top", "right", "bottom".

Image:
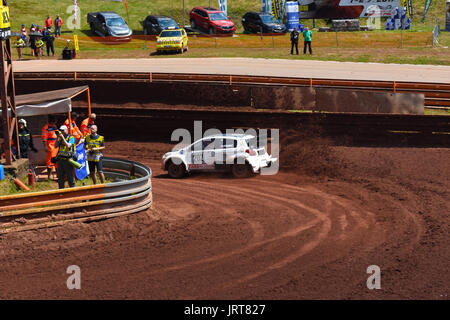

{"left": 335, "top": 30, "right": 338, "bottom": 47}
{"left": 0, "top": 38, "right": 19, "bottom": 165}
{"left": 182, "top": 0, "right": 185, "bottom": 28}
{"left": 401, "top": 26, "right": 403, "bottom": 48}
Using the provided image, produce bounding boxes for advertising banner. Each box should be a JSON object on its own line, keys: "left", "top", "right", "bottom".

{"left": 74, "top": 35, "right": 79, "bottom": 52}
{"left": 286, "top": 1, "right": 299, "bottom": 31}
{"left": 422, "top": 0, "right": 432, "bottom": 22}
{"left": 262, "top": 0, "right": 272, "bottom": 13}
{"left": 402, "top": 0, "right": 410, "bottom": 17}
{"left": 73, "top": 0, "right": 78, "bottom": 24}
{"left": 75, "top": 143, "right": 89, "bottom": 180}
{"left": 446, "top": 0, "right": 450, "bottom": 31}
{"left": 218, "top": 0, "right": 228, "bottom": 16}
{"left": 272, "top": 0, "right": 282, "bottom": 20}
{"left": 339, "top": 0, "right": 402, "bottom": 17}
{"left": 298, "top": 0, "right": 401, "bottom": 19}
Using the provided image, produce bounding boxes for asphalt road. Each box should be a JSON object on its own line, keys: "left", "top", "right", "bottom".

{"left": 13, "top": 58, "right": 450, "bottom": 83}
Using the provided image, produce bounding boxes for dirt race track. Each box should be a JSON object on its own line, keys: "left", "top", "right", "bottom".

{"left": 0, "top": 139, "right": 448, "bottom": 299}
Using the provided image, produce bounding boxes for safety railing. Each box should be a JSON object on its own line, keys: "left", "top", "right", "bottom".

{"left": 0, "top": 157, "right": 152, "bottom": 233}
{"left": 15, "top": 72, "right": 450, "bottom": 107}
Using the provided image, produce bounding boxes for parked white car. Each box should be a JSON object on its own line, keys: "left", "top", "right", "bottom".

{"left": 162, "top": 134, "right": 277, "bottom": 178}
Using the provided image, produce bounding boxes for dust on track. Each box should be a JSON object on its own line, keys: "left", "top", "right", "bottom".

{"left": 0, "top": 140, "right": 448, "bottom": 299}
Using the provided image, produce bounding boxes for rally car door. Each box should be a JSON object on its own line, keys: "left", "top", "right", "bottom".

{"left": 189, "top": 138, "right": 215, "bottom": 170}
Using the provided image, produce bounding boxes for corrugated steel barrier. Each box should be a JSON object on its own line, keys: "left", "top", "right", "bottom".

{"left": 14, "top": 72, "right": 450, "bottom": 108}
{"left": 0, "top": 157, "right": 152, "bottom": 233}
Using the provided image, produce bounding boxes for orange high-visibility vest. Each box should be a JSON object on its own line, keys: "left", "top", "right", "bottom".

{"left": 80, "top": 118, "right": 94, "bottom": 137}
{"left": 41, "top": 123, "right": 59, "bottom": 167}
{"left": 64, "top": 118, "right": 83, "bottom": 140}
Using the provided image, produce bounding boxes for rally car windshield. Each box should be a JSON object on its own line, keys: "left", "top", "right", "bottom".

{"left": 209, "top": 12, "right": 228, "bottom": 21}
{"left": 260, "top": 15, "right": 280, "bottom": 24}
{"left": 158, "top": 18, "right": 178, "bottom": 28}
{"left": 245, "top": 137, "right": 258, "bottom": 148}
{"left": 160, "top": 30, "right": 182, "bottom": 37}
{"left": 106, "top": 17, "right": 126, "bottom": 27}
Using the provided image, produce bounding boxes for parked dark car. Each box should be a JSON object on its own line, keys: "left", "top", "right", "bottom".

{"left": 143, "top": 15, "right": 179, "bottom": 35}
{"left": 87, "top": 11, "right": 132, "bottom": 39}
{"left": 190, "top": 6, "right": 235, "bottom": 34}
{"left": 242, "top": 12, "right": 286, "bottom": 33}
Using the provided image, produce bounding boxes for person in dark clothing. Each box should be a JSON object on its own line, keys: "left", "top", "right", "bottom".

{"left": 44, "top": 27, "right": 55, "bottom": 56}
{"left": 18, "top": 119, "right": 38, "bottom": 159}
{"left": 54, "top": 125, "right": 76, "bottom": 189}
{"left": 29, "top": 32, "right": 36, "bottom": 57}
{"left": 290, "top": 27, "right": 299, "bottom": 55}
{"left": 62, "top": 40, "right": 73, "bottom": 60}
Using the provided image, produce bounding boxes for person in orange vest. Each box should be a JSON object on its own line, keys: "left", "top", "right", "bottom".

{"left": 80, "top": 113, "right": 96, "bottom": 137}
{"left": 64, "top": 112, "right": 83, "bottom": 144}
{"left": 55, "top": 14, "right": 63, "bottom": 37}
{"left": 44, "top": 15, "right": 53, "bottom": 29}
{"left": 41, "top": 115, "right": 59, "bottom": 179}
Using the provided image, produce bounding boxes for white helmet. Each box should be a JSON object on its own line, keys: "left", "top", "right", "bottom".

{"left": 18, "top": 119, "right": 27, "bottom": 126}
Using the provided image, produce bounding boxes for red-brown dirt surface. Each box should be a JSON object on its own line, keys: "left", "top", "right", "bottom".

{"left": 0, "top": 140, "right": 448, "bottom": 299}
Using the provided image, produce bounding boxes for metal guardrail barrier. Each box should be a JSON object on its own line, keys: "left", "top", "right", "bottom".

{"left": 0, "top": 157, "right": 152, "bottom": 233}
{"left": 14, "top": 72, "right": 450, "bottom": 107}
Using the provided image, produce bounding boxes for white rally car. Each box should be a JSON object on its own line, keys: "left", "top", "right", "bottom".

{"left": 162, "top": 134, "right": 277, "bottom": 178}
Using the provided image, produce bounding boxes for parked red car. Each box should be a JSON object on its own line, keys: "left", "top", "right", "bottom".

{"left": 189, "top": 6, "right": 236, "bottom": 34}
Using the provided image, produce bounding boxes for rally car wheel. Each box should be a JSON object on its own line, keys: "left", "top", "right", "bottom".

{"left": 190, "top": 19, "right": 196, "bottom": 29}
{"left": 231, "top": 163, "right": 252, "bottom": 178}
{"left": 168, "top": 162, "right": 186, "bottom": 179}
{"left": 209, "top": 27, "right": 215, "bottom": 35}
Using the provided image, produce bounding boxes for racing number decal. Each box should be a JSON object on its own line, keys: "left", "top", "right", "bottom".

{"left": 2, "top": 11, "right": 8, "bottom": 24}
{"left": 193, "top": 153, "right": 203, "bottom": 164}
{"left": 0, "top": 5, "right": 10, "bottom": 30}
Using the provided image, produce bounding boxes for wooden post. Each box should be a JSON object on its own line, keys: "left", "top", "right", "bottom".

{"left": 87, "top": 87, "right": 92, "bottom": 116}
{"left": 0, "top": 38, "right": 18, "bottom": 165}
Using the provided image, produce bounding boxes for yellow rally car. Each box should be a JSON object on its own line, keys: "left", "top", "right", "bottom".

{"left": 156, "top": 27, "right": 188, "bottom": 54}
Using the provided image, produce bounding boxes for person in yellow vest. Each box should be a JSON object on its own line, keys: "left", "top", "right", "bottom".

{"left": 35, "top": 36, "right": 44, "bottom": 59}
{"left": 84, "top": 125, "right": 105, "bottom": 185}
{"left": 14, "top": 36, "right": 25, "bottom": 60}
{"left": 54, "top": 125, "right": 76, "bottom": 189}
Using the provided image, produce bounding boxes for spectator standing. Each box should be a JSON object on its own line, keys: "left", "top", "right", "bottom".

{"left": 302, "top": 26, "right": 312, "bottom": 55}
{"left": 55, "top": 125, "right": 76, "bottom": 189}
{"left": 35, "top": 36, "right": 44, "bottom": 59}
{"left": 29, "top": 23, "right": 35, "bottom": 33}
{"left": 20, "top": 24, "right": 28, "bottom": 45}
{"left": 14, "top": 36, "right": 25, "bottom": 60}
{"left": 290, "top": 27, "right": 299, "bottom": 55}
{"left": 45, "top": 15, "right": 53, "bottom": 29}
{"left": 84, "top": 125, "right": 105, "bottom": 185}
{"left": 55, "top": 14, "right": 63, "bottom": 37}
{"left": 44, "top": 27, "right": 55, "bottom": 56}
{"left": 29, "top": 28, "right": 36, "bottom": 57}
